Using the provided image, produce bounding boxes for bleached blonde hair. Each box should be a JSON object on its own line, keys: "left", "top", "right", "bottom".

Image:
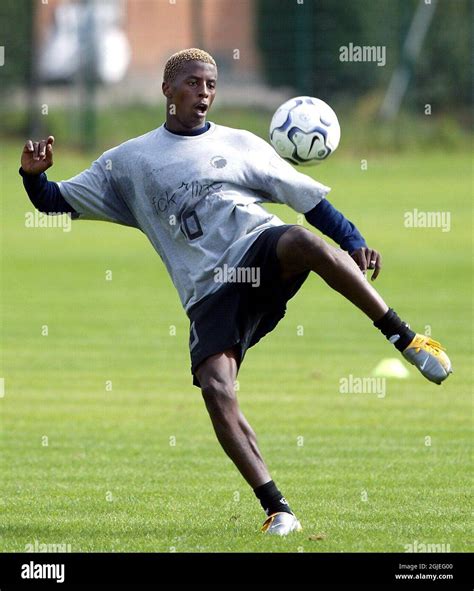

{"left": 163, "top": 48, "right": 217, "bottom": 84}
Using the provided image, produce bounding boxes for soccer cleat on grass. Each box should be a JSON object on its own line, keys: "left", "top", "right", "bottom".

{"left": 402, "top": 334, "right": 452, "bottom": 384}
{"left": 261, "top": 512, "right": 302, "bottom": 536}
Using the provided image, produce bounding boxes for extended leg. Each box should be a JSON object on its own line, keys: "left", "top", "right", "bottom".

{"left": 275, "top": 226, "right": 452, "bottom": 384}
{"left": 276, "top": 225, "right": 388, "bottom": 321}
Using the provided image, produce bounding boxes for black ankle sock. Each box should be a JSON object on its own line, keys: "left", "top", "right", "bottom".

{"left": 374, "top": 308, "right": 416, "bottom": 352}
{"left": 254, "top": 480, "right": 293, "bottom": 516}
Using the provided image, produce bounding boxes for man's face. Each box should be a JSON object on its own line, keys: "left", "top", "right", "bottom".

{"left": 162, "top": 61, "right": 217, "bottom": 131}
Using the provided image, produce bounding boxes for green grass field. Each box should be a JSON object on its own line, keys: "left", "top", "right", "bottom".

{"left": 1, "top": 137, "right": 471, "bottom": 552}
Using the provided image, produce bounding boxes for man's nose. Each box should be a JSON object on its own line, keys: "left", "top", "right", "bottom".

{"left": 198, "top": 84, "right": 209, "bottom": 97}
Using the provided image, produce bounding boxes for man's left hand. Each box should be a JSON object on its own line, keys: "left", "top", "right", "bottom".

{"left": 350, "top": 247, "right": 382, "bottom": 281}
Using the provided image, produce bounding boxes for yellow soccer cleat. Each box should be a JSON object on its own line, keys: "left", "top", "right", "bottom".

{"left": 261, "top": 512, "right": 302, "bottom": 536}
{"left": 402, "top": 334, "right": 452, "bottom": 385}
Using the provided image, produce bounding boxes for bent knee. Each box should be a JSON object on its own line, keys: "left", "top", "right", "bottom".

{"left": 282, "top": 226, "right": 332, "bottom": 263}
{"left": 201, "top": 377, "right": 237, "bottom": 415}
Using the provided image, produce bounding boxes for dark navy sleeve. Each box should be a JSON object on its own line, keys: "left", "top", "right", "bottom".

{"left": 304, "top": 198, "right": 366, "bottom": 253}
{"left": 19, "top": 167, "right": 79, "bottom": 217}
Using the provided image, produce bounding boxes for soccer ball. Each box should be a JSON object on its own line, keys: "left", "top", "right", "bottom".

{"left": 269, "top": 96, "right": 341, "bottom": 165}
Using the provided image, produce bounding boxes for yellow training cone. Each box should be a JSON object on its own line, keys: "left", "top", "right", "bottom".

{"left": 372, "top": 358, "right": 410, "bottom": 379}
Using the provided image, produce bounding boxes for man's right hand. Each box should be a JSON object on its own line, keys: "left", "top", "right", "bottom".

{"left": 21, "top": 136, "right": 55, "bottom": 175}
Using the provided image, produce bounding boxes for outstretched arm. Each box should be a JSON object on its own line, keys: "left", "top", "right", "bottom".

{"left": 20, "top": 136, "right": 78, "bottom": 216}
{"left": 20, "top": 137, "right": 138, "bottom": 227}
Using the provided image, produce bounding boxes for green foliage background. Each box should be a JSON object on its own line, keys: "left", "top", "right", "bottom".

{"left": 257, "top": 0, "right": 472, "bottom": 113}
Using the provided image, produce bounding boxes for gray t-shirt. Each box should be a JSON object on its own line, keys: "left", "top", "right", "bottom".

{"left": 59, "top": 123, "right": 330, "bottom": 311}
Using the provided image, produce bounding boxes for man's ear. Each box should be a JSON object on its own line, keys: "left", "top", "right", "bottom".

{"left": 162, "top": 81, "right": 173, "bottom": 99}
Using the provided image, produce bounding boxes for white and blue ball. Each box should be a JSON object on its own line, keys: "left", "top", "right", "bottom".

{"left": 269, "top": 96, "right": 341, "bottom": 165}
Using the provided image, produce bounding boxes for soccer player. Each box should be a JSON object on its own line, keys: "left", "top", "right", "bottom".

{"left": 20, "top": 48, "right": 452, "bottom": 536}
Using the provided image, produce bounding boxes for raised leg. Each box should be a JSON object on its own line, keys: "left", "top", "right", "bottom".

{"left": 276, "top": 226, "right": 388, "bottom": 321}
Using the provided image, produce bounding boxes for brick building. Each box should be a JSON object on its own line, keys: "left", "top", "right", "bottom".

{"left": 36, "top": 0, "right": 261, "bottom": 82}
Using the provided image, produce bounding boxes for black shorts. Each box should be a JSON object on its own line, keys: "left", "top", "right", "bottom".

{"left": 187, "top": 224, "right": 310, "bottom": 388}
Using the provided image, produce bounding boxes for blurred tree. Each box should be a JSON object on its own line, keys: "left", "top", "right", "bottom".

{"left": 0, "top": 0, "right": 34, "bottom": 90}
{"left": 257, "top": 0, "right": 401, "bottom": 99}
{"left": 0, "top": 0, "right": 36, "bottom": 135}
{"left": 257, "top": 0, "right": 471, "bottom": 113}
{"left": 410, "top": 0, "right": 472, "bottom": 112}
